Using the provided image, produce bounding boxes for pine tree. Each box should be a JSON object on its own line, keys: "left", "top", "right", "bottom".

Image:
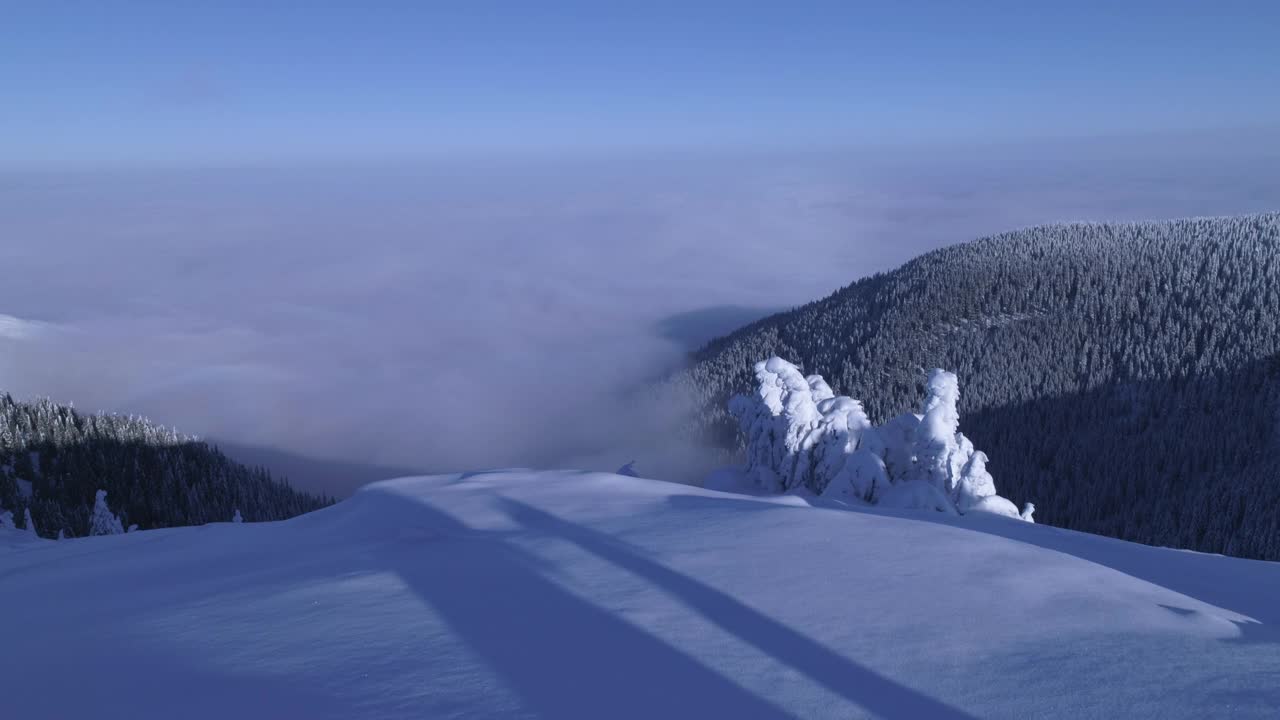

{"left": 89, "top": 490, "right": 124, "bottom": 536}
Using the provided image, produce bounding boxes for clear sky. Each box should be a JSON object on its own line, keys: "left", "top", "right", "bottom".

{"left": 5, "top": 1, "right": 1280, "bottom": 168}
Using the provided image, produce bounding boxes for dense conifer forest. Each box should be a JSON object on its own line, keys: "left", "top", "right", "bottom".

{"left": 0, "top": 394, "right": 332, "bottom": 537}
{"left": 669, "top": 213, "right": 1280, "bottom": 560}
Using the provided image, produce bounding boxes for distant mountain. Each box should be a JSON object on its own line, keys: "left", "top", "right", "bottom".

{"left": 0, "top": 394, "right": 332, "bottom": 537}
{"left": 668, "top": 213, "right": 1280, "bottom": 560}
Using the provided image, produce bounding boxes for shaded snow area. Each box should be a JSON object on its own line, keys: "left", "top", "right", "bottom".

{"left": 3, "top": 470, "right": 1279, "bottom": 719}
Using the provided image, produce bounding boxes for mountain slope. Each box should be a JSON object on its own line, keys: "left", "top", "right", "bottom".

{"left": 3, "top": 470, "right": 1277, "bottom": 719}
{"left": 668, "top": 213, "right": 1280, "bottom": 559}
{"left": 0, "top": 394, "right": 332, "bottom": 537}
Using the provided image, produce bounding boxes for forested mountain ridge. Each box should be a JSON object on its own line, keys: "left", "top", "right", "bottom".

{"left": 668, "top": 213, "right": 1280, "bottom": 560}
{"left": 0, "top": 394, "right": 332, "bottom": 537}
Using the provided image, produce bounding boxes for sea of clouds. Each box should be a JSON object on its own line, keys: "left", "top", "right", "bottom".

{"left": 2, "top": 131, "right": 1278, "bottom": 494}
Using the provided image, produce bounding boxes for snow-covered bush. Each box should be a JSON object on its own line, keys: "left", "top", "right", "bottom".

{"left": 232, "top": 509, "right": 243, "bottom": 524}
{"left": 89, "top": 490, "right": 125, "bottom": 536}
{"left": 728, "top": 357, "right": 1031, "bottom": 521}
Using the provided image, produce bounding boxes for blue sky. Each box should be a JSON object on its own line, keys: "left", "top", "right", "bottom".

{"left": 5, "top": 1, "right": 1280, "bottom": 168}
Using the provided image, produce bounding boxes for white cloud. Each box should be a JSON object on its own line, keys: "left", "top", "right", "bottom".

{"left": 0, "top": 314, "right": 57, "bottom": 341}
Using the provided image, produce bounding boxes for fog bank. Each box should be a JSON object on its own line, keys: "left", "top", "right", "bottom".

{"left": 2, "top": 134, "right": 1278, "bottom": 494}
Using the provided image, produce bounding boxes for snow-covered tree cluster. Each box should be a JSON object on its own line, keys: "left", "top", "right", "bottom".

{"left": 0, "top": 393, "right": 333, "bottom": 538}
{"left": 670, "top": 213, "right": 1280, "bottom": 559}
{"left": 730, "top": 357, "right": 1033, "bottom": 521}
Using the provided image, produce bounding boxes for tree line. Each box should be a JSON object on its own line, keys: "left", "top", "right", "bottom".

{"left": 0, "top": 394, "right": 333, "bottom": 538}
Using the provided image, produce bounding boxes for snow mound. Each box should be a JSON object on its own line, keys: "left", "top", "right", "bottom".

{"left": 730, "top": 357, "right": 1029, "bottom": 519}
{"left": 3, "top": 469, "right": 1278, "bottom": 719}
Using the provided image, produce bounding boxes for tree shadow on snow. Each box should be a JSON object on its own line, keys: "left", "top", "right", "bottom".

{"left": 377, "top": 489, "right": 981, "bottom": 719}
{"left": 384, "top": 496, "right": 798, "bottom": 720}
{"left": 491, "top": 497, "right": 981, "bottom": 720}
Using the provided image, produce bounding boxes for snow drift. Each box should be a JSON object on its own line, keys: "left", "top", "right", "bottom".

{"left": 3, "top": 469, "right": 1277, "bottom": 719}
{"left": 729, "top": 357, "right": 1031, "bottom": 520}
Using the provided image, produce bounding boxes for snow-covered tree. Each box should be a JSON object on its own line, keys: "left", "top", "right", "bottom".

{"left": 913, "top": 369, "right": 962, "bottom": 488}
{"left": 232, "top": 509, "right": 243, "bottom": 523}
{"left": 911, "top": 370, "right": 1021, "bottom": 518}
{"left": 730, "top": 357, "right": 874, "bottom": 494}
{"left": 729, "top": 357, "right": 1030, "bottom": 520}
{"left": 0, "top": 507, "right": 13, "bottom": 531}
{"left": 23, "top": 507, "right": 38, "bottom": 538}
{"left": 821, "top": 448, "right": 888, "bottom": 504}
{"left": 89, "top": 490, "right": 125, "bottom": 536}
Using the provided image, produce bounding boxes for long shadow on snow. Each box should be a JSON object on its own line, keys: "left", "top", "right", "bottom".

{"left": 385, "top": 496, "right": 798, "bottom": 720}
{"left": 668, "top": 493, "right": 1280, "bottom": 634}
{"left": 498, "top": 497, "right": 982, "bottom": 720}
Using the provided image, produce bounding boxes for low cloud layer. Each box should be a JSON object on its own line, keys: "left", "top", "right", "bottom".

{"left": 2, "top": 133, "right": 1278, "bottom": 494}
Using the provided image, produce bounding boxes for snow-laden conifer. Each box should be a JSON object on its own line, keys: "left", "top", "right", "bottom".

{"left": 89, "top": 490, "right": 125, "bottom": 536}
{"left": 731, "top": 357, "right": 1028, "bottom": 519}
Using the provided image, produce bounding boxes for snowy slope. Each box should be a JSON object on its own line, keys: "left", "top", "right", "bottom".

{"left": 3, "top": 470, "right": 1278, "bottom": 719}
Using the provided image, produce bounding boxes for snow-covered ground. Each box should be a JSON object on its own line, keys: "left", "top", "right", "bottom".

{"left": 4, "top": 470, "right": 1278, "bottom": 719}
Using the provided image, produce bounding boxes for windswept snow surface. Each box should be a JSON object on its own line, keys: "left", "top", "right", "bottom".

{"left": 3, "top": 470, "right": 1279, "bottom": 719}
